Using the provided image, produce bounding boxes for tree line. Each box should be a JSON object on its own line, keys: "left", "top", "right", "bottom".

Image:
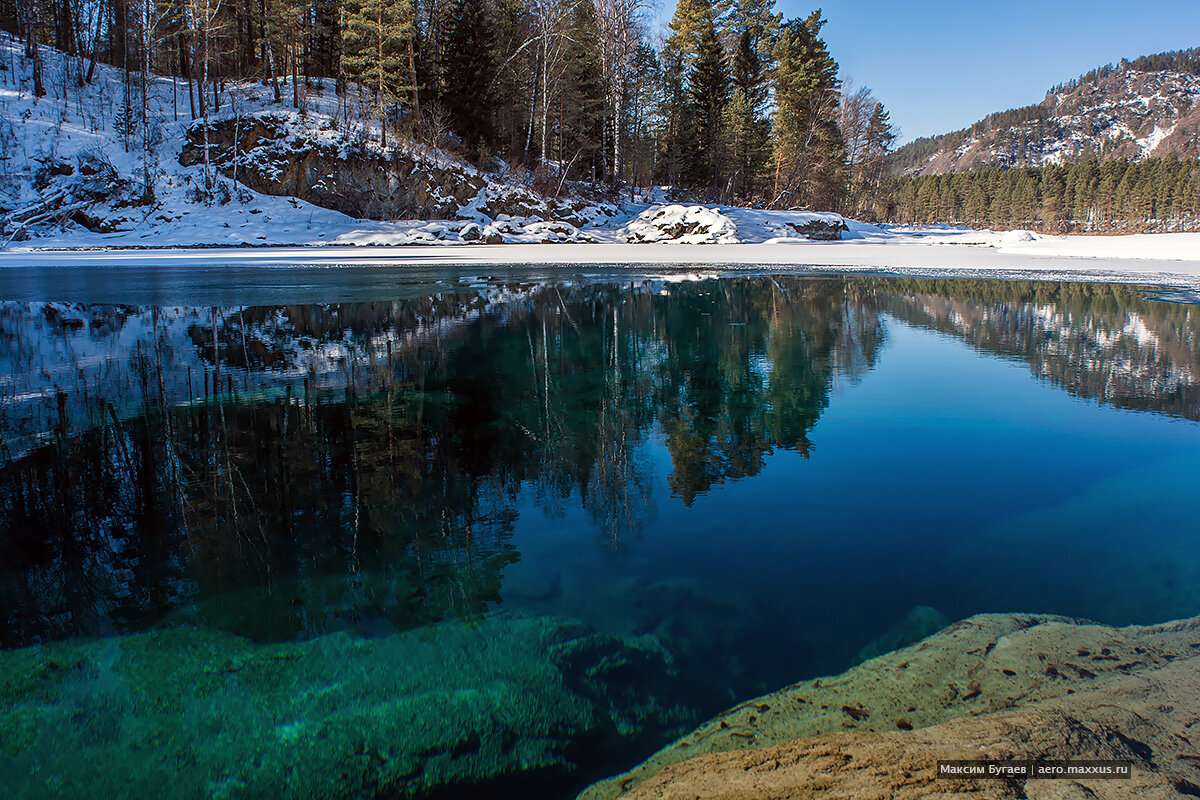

{"left": 2, "top": 0, "right": 898, "bottom": 208}
{"left": 879, "top": 156, "right": 1200, "bottom": 232}
{"left": 1049, "top": 46, "right": 1200, "bottom": 95}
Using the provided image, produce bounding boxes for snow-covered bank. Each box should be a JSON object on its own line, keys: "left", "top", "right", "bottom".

{"left": 4, "top": 237, "right": 1200, "bottom": 293}
{"left": 3, "top": 32, "right": 1196, "bottom": 278}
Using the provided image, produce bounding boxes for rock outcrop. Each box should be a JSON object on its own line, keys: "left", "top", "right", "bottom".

{"left": 180, "top": 113, "right": 486, "bottom": 220}
{"left": 581, "top": 612, "right": 1200, "bottom": 799}
{"left": 179, "top": 112, "right": 614, "bottom": 226}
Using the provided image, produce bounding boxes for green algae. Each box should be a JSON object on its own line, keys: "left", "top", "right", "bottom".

{"left": 0, "top": 612, "right": 691, "bottom": 800}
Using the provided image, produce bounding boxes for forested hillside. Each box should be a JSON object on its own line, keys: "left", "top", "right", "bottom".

{"left": 5, "top": 0, "right": 1200, "bottom": 237}
{"left": 892, "top": 47, "right": 1200, "bottom": 177}
{"left": 0, "top": 0, "right": 898, "bottom": 213}
{"left": 882, "top": 47, "right": 1200, "bottom": 232}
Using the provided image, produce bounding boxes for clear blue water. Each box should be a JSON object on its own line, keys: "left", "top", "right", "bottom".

{"left": 1, "top": 272, "right": 1199, "bottom": 798}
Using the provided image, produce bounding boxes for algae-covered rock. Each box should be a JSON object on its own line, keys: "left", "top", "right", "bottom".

{"left": 580, "top": 612, "right": 1200, "bottom": 800}
{"left": 0, "top": 611, "right": 692, "bottom": 800}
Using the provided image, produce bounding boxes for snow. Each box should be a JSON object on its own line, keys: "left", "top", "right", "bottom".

{"left": 623, "top": 205, "right": 740, "bottom": 243}
{"left": 2, "top": 34, "right": 1199, "bottom": 294}
{"left": 4, "top": 232, "right": 1200, "bottom": 293}
{"left": 1136, "top": 123, "right": 1175, "bottom": 156}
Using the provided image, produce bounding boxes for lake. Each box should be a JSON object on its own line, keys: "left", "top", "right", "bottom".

{"left": 1, "top": 269, "right": 1199, "bottom": 799}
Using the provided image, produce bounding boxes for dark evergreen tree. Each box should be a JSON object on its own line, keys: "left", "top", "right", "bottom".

{"left": 559, "top": 0, "right": 607, "bottom": 180}
{"left": 440, "top": 0, "right": 495, "bottom": 153}
{"left": 771, "top": 10, "right": 843, "bottom": 209}
{"left": 655, "top": 43, "right": 687, "bottom": 186}
{"left": 725, "top": 28, "right": 770, "bottom": 198}
{"left": 681, "top": 8, "right": 729, "bottom": 192}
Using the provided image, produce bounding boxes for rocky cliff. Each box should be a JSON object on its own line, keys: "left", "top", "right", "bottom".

{"left": 179, "top": 112, "right": 611, "bottom": 225}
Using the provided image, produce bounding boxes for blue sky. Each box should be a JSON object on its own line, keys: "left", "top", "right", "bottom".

{"left": 651, "top": 0, "right": 1200, "bottom": 144}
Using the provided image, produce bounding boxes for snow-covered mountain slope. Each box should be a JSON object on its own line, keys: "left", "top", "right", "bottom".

{"left": 894, "top": 52, "right": 1200, "bottom": 176}
{"left": 0, "top": 33, "right": 860, "bottom": 249}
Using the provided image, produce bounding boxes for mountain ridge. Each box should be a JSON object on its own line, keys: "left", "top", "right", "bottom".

{"left": 892, "top": 46, "right": 1200, "bottom": 176}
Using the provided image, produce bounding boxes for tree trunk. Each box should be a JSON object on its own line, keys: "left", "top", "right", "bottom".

{"left": 539, "top": 30, "right": 549, "bottom": 164}
{"left": 259, "top": 0, "right": 281, "bottom": 102}
{"left": 17, "top": 0, "right": 45, "bottom": 97}
{"left": 613, "top": 80, "right": 623, "bottom": 186}
{"left": 85, "top": 1, "right": 103, "bottom": 82}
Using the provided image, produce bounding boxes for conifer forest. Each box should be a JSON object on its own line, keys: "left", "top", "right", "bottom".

{"left": 0, "top": 0, "right": 895, "bottom": 213}
{"left": 3, "top": 0, "right": 1199, "bottom": 230}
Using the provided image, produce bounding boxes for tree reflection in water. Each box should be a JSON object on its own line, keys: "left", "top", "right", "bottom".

{"left": 1, "top": 277, "right": 1196, "bottom": 649}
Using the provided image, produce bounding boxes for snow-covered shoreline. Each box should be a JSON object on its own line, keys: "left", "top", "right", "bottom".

{"left": 4, "top": 31, "right": 1196, "bottom": 288}
{"left": 4, "top": 234, "right": 1199, "bottom": 296}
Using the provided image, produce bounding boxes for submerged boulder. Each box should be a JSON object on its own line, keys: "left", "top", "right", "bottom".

{"left": 581, "top": 612, "right": 1200, "bottom": 799}
{"left": 0, "top": 611, "right": 693, "bottom": 800}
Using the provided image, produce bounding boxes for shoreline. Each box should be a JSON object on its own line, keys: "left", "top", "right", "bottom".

{"left": 1, "top": 242, "right": 1199, "bottom": 285}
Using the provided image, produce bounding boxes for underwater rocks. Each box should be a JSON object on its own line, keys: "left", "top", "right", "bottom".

{"left": 0, "top": 611, "right": 694, "bottom": 800}
{"left": 581, "top": 612, "right": 1200, "bottom": 799}
{"left": 855, "top": 604, "right": 951, "bottom": 664}
{"left": 502, "top": 574, "right": 760, "bottom": 708}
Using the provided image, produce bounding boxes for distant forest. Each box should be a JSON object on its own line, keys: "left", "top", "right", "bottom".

{"left": 880, "top": 157, "right": 1200, "bottom": 233}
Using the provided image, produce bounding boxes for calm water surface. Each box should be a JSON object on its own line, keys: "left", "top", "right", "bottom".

{"left": 2, "top": 270, "right": 1199, "bottom": 798}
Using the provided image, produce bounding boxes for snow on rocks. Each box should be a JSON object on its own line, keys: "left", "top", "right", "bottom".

{"left": 622, "top": 205, "right": 852, "bottom": 244}
{"left": 622, "top": 205, "right": 741, "bottom": 244}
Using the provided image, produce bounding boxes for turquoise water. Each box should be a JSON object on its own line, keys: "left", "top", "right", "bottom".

{"left": 1, "top": 274, "right": 1199, "bottom": 798}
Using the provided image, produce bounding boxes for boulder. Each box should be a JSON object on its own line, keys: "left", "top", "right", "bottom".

{"left": 622, "top": 205, "right": 739, "bottom": 244}
{"left": 581, "top": 612, "right": 1200, "bottom": 799}
{"left": 788, "top": 217, "right": 848, "bottom": 240}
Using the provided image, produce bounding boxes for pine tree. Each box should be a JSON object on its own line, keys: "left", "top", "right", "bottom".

{"left": 666, "top": 0, "right": 721, "bottom": 70}
{"left": 342, "top": 0, "right": 416, "bottom": 145}
{"left": 681, "top": 7, "right": 729, "bottom": 193}
{"left": 725, "top": 28, "right": 770, "bottom": 198}
{"left": 440, "top": 0, "right": 496, "bottom": 153}
{"left": 771, "top": 10, "right": 843, "bottom": 209}
{"left": 860, "top": 101, "right": 895, "bottom": 217}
